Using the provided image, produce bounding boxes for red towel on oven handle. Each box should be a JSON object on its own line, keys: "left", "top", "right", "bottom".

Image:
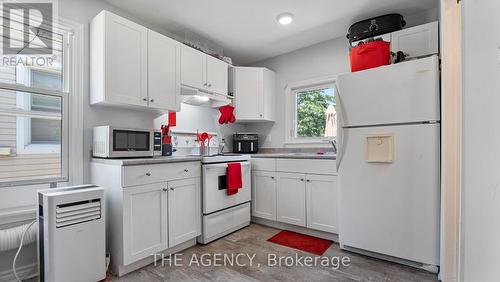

{"left": 226, "top": 162, "right": 242, "bottom": 195}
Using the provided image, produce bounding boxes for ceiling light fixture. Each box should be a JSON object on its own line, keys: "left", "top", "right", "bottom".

{"left": 277, "top": 13, "right": 294, "bottom": 25}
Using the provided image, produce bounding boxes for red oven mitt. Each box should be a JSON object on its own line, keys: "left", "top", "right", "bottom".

{"left": 218, "top": 105, "right": 236, "bottom": 124}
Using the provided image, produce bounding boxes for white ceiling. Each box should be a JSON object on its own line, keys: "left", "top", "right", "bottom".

{"left": 105, "top": 0, "right": 437, "bottom": 64}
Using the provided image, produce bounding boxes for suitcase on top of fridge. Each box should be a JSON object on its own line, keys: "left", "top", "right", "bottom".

{"left": 346, "top": 13, "right": 406, "bottom": 44}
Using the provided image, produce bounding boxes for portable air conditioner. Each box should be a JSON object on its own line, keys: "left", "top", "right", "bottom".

{"left": 38, "top": 185, "right": 106, "bottom": 282}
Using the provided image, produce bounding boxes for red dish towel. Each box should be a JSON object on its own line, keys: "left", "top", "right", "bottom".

{"left": 226, "top": 162, "right": 242, "bottom": 195}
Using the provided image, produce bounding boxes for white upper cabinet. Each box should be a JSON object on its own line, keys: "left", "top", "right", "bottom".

{"left": 91, "top": 10, "right": 148, "bottom": 107}
{"left": 233, "top": 67, "right": 275, "bottom": 122}
{"left": 391, "top": 21, "right": 439, "bottom": 59}
{"left": 206, "top": 55, "right": 228, "bottom": 96}
{"left": 180, "top": 45, "right": 228, "bottom": 96}
{"left": 90, "top": 11, "right": 180, "bottom": 111}
{"left": 148, "top": 30, "right": 181, "bottom": 111}
{"left": 180, "top": 45, "right": 206, "bottom": 90}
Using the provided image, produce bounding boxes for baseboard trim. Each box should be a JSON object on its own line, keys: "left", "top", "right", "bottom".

{"left": 0, "top": 263, "right": 38, "bottom": 282}
{"left": 340, "top": 244, "right": 439, "bottom": 273}
{"left": 251, "top": 217, "right": 338, "bottom": 242}
{"left": 114, "top": 238, "right": 197, "bottom": 277}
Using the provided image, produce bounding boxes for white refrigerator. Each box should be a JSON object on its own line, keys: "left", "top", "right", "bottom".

{"left": 336, "top": 55, "right": 440, "bottom": 269}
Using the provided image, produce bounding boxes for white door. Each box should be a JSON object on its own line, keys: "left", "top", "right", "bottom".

{"left": 148, "top": 30, "right": 180, "bottom": 111}
{"left": 337, "top": 55, "right": 440, "bottom": 127}
{"left": 202, "top": 162, "right": 251, "bottom": 214}
{"left": 105, "top": 12, "right": 148, "bottom": 107}
{"left": 234, "top": 67, "right": 262, "bottom": 120}
{"left": 252, "top": 170, "right": 277, "bottom": 220}
{"left": 180, "top": 45, "right": 206, "bottom": 90}
{"left": 339, "top": 123, "right": 440, "bottom": 265}
{"left": 276, "top": 172, "right": 306, "bottom": 227}
{"left": 168, "top": 177, "right": 201, "bottom": 247}
{"left": 206, "top": 55, "right": 228, "bottom": 95}
{"left": 306, "top": 174, "right": 338, "bottom": 233}
{"left": 122, "top": 183, "right": 167, "bottom": 265}
{"left": 391, "top": 21, "right": 439, "bottom": 59}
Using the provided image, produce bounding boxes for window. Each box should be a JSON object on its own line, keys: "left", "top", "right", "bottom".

{"left": 16, "top": 68, "right": 63, "bottom": 153}
{"left": 0, "top": 10, "right": 78, "bottom": 187}
{"left": 286, "top": 78, "right": 337, "bottom": 143}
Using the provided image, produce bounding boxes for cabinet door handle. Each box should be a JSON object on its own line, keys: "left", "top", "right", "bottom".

{"left": 170, "top": 187, "right": 175, "bottom": 191}
{"left": 208, "top": 83, "right": 212, "bottom": 87}
{"left": 150, "top": 98, "right": 154, "bottom": 103}
{"left": 145, "top": 172, "right": 152, "bottom": 176}
{"left": 184, "top": 169, "right": 189, "bottom": 172}
{"left": 271, "top": 176, "right": 275, "bottom": 179}
{"left": 142, "top": 98, "right": 148, "bottom": 101}
{"left": 203, "top": 83, "right": 208, "bottom": 86}
{"left": 162, "top": 188, "right": 168, "bottom": 192}
{"left": 306, "top": 179, "right": 311, "bottom": 182}
{"left": 300, "top": 178, "right": 304, "bottom": 181}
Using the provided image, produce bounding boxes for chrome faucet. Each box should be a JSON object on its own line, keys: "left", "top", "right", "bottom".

{"left": 323, "top": 139, "right": 337, "bottom": 154}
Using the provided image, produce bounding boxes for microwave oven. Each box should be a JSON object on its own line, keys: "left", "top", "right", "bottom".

{"left": 92, "top": 126, "right": 162, "bottom": 158}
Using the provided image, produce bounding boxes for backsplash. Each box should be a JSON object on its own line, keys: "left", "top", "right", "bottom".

{"left": 154, "top": 103, "right": 246, "bottom": 153}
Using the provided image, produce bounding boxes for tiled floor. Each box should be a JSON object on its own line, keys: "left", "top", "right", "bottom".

{"left": 112, "top": 224, "right": 439, "bottom": 282}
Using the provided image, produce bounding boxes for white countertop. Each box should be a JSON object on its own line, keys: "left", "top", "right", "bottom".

{"left": 91, "top": 152, "right": 336, "bottom": 166}
{"left": 251, "top": 153, "right": 336, "bottom": 160}
{"left": 91, "top": 155, "right": 203, "bottom": 166}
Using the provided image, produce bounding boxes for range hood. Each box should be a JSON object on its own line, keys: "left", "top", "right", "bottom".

{"left": 181, "top": 86, "right": 231, "bottom": 108}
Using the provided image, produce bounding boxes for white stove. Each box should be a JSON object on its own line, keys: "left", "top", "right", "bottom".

{"left": 198, "top": 153, "right": 252, "bottom": 244}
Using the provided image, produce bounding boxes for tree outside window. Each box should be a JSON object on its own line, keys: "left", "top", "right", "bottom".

{"left": 294, "top": 87, "right": 336, "bottom": 139}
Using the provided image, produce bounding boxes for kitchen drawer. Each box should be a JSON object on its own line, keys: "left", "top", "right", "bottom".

{"left": 202, "top": 202, "right": 250, "bottom": 242}
{"left": 251, "top": 158, "right": 276, "bottom": 171}
{"left": 122, "top": 161, "right": 201, "bottom": 187}
{"left": 276, "top": 159, "right": 336, "bottom": 175}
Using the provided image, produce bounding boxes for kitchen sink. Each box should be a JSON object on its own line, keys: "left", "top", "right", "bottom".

{"left": 288, "top": 152, "right": 336, "bottom": 156}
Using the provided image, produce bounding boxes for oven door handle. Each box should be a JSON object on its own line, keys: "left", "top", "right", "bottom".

{"left": 204, "top": 162, "right": 250, "bottom": 169}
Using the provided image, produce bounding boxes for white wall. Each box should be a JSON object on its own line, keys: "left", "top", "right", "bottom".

{"left": 0, "top": 0, "right": 243, "bottom": 278}
{"left": 461, "top": 1, "right": 500, "bottom": 281}
{"left": 247, "top": 9, "right": 438, "bottom": 149}
{"left": 58, "top": 0, "right": 178, "bottom": 183}
{"left": 247, "top": 37, "right": 350, "bottom": 148}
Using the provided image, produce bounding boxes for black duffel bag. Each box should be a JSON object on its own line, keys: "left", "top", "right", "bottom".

{"left": 347, "top": 14, "right": 406, "bottom": 44}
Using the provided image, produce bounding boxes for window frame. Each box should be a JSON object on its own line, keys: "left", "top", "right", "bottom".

{"left": 15, "top": 66, "right": 64, "bottom": 154}
{"left": 0, "top": 17, "right": 84, "bottom": 188}
{"left": 284, "top": 75, "right": 338, "bottom": 145}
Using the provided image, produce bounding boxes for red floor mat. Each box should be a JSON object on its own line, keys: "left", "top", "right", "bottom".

{"left": 267, "top": 230, "right": 333, "bottom": 256}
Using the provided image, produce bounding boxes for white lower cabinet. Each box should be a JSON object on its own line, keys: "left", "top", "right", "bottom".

{"left": 90, "top": 161, "right": 201, "bottom": 275}
{"left": 251, "top": 170, "right": 277, "bottom": 220}
{"left": 276, "top": 172, "right": 306, "bottom": 227}
{"left": 167, "top": 177, "right": 201, "bottom": 247}
{"left": 122, "top": 182, "right": 168, "bottom": 265}
{"left": 306, "top": 174, "right": 338, "bottom": 233}
{"left": 251, "top": 158, "right": 338, "bottom": 234}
